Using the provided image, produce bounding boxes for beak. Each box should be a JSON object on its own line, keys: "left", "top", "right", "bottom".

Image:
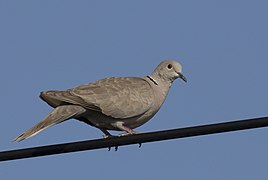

{"left": 178, "top": 72, "right": 187, "bottom": 83}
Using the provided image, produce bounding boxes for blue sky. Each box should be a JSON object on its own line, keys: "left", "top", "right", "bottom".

{"left": 1, "top": 1, "right": 268, "bottom": 179}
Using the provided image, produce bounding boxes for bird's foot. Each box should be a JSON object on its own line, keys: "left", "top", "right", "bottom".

{"left": 108, "top": 146, "right": 119, "bottom": 151}
{"left": 103, "top": 135, "right": 117, "bottom": 151}
{"left": 107, "top": 131, "right": 142, "bottom": 151}
{"left": 103, "top": 134, "right": 114, "bottom": 139}
{"left": 119, "top": 131, "right": 139, "bottom": 137}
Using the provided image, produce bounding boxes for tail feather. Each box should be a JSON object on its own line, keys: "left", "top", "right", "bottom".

{"left": 14, "top": 105, "right": 86, "bottom": 142}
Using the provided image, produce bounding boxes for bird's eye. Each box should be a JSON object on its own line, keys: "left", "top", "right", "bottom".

{"left": 167, "top": 64, "right": 173, "bottom": 69}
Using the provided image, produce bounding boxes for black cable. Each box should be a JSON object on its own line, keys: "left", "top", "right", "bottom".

{"left": 1, "top": 116, "right": 268, "bottom": 162}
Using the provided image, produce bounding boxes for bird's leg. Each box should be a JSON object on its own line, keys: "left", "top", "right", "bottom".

{"left": 117, "top": 124, "right": 136, "bottom": 136}
{"left": 112, "top": 123, "right": 141, "bottom": 150}
{"left": 116, "top": 124, "right": 142, "bottom": 148}
{"left": 118, "top": 126, "right": 142, "bottom": 148}
{"left": 99, "top": 128, "right": 113, "bottom": 139}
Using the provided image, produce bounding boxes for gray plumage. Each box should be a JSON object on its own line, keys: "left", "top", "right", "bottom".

{"left": 14, "top": 60, "right": 186, "bottom": 141}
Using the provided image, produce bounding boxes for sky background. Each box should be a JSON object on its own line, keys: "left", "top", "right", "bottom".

{"left": 1, "top": 0, "right": 268, "bottom": 179}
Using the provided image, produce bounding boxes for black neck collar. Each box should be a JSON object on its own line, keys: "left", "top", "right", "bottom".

{"left": 146, "top": 76, "right": 158, "bottom": 85}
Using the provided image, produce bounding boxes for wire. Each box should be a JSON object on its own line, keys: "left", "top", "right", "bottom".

{"left": 1, "top": 116, "right": 268, "bottom": 162}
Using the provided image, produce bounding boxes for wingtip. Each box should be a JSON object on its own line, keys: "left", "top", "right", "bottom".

{"left": 39, "top": 91, "right": 46, "bottom": 101}
{"left": 12, "top": 134, "right": 26, "bottom": 142}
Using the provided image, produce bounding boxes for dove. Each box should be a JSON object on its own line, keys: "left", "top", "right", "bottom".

{"left": 14, "top": 60, "right": 186, "bottom": 141}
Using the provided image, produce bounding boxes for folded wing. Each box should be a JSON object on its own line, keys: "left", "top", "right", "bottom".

{"left": 41, "top": 77, "right": 154, "bottom": 119}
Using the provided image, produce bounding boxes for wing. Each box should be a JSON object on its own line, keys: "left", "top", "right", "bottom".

{"left": 41, "top": 77, "right": 154, "bottom": 119}
{"left": 72, "top": 77, "right": 154, "bottom": 119}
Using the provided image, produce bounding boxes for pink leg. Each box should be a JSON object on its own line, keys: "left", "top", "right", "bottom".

{"left": 115, "top": 122, "right": 137, "bottom": 136}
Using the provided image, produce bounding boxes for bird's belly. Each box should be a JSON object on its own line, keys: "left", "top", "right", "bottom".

{"left": 80, "top": 109, "right": 158, "bottom": 131}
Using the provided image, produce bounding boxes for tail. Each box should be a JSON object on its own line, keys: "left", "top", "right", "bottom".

{"left": 14, "top": 105, "right": 86, "bottom": 142}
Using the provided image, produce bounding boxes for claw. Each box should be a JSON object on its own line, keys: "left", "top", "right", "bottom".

{"left": 103, "top": 135, "right": 110, "bottom": 139}
{"left": 119, "top": 133, "right": 131, "bottom": 137}
{"left": 103, "top": 134, "right": 114, "bottom": 139}
{"left": 119, "top": 131, "right": 139, "bottom": 137}
{"left": 115, "top": 146, "right": 118, "bottom": 151}
{"left": 138, "top": 143, "right": 142, "bottom": 148}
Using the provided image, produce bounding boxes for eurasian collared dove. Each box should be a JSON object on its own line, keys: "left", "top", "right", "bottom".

{"left": 14, "top": 60, "right": 186, "bottom": 141}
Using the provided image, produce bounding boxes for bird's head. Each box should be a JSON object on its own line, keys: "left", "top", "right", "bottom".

{"left": 151, "top": 60, "right": 187, "bottom": 83}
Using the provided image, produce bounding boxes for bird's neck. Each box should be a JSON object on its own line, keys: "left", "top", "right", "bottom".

{"left": 149, "top": 73, "right": 173, "bottom": 90}
{"left": 147, "top": 73, "right": 173, "bottom": 105}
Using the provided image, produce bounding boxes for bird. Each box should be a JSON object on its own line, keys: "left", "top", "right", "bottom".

{"left": 14, "top": 60, "right": 187, "bottom": 142}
